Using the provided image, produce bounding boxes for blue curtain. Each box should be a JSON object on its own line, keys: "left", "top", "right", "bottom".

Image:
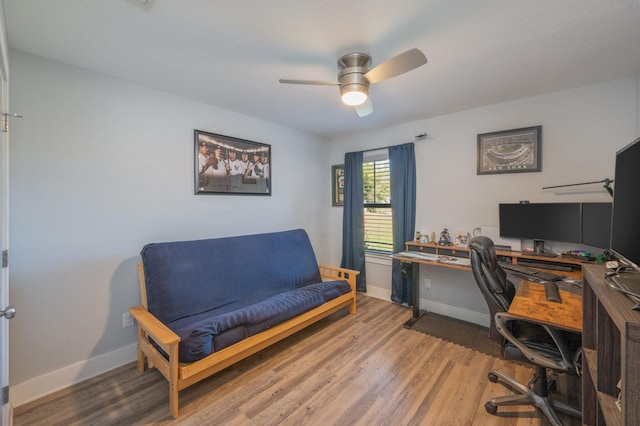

{"left": 340, "top": 151, "right": 366, "bottom": 291}
{"left": 389, "top": 143, "right": 416, "bottom": 305}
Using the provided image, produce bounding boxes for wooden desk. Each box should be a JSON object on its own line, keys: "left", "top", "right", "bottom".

{"left": 393, "top": 250, "right": 469, "bottom": 326}
{"left": 394, "top": 241, "right": 587, "bottom": 327}
{"left": 508, "top": 280, "right": 582, "bottom": 333}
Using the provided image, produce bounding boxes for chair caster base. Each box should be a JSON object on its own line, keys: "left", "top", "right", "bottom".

{"left": 485, "top": 401, "right": 498, "bottom": 415}
{"left": 485, "top": 368, "right": 580, "bottom": 426}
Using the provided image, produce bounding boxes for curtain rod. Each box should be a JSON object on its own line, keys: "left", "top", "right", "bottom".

{"left": 360, "top": 145, "right": 396, "bottom": 154}
{"left": 357, "top": 133, "right": 427, "bottom": 154}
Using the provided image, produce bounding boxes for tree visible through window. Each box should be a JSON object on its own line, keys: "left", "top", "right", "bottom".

{"left": 363, "top": 158, "right": 392, "bottom": 253}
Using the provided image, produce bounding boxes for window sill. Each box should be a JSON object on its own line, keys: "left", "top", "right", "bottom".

{"left": 365, "top": 251, "right": 393, "bottom": 266}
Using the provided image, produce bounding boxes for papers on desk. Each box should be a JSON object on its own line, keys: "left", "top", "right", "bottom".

{"left": 436, "top": 255, "right": 471, "bottom": 266}
{"left": 393, "top": 251, "right": 471, "bottom": 267}
{"left": 394, "top": 250, "right": 439, "bottom": 261}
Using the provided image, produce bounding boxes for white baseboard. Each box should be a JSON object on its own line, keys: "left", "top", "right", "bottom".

{"left": 363, "top": 285, "right": 390, "bottom": 301}
{"left": 420, "top": 298, "right": 490, "bottom": 328}
{"left": 365, "top": 286, "right": 490, "bottom": 328}
{"left": 10, "top": 299, "right": 488, "bottom": 409}
{"left": 11, "top": 343, "right": 138, "bottom": 407}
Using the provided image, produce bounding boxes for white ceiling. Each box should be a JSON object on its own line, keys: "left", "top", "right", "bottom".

{"left": 4, "top": 0, "right": 640, "bottom": 138}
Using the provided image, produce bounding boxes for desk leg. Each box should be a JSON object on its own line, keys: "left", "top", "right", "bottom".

{"left": 403, "top": 262, "right": 425, "bottom": 328}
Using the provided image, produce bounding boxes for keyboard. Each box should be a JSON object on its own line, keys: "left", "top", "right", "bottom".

{"left": 516, "top": 259, "right": 573, "bottom": 272}
{"left": 500, "top": 262, "right": 565, "bottom": 282}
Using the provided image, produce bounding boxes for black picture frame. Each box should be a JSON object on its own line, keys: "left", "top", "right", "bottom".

{"left": 195, "top": 129, "right": 271, "bottom": 195}
{"left": 477, "top": 126, "right": 542, "bottom": 175}
{"left": 332, "top": 164, "right": 344, "bottom": 206}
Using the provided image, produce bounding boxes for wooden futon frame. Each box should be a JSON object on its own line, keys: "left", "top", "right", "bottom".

{"left": 129, "top": 263, "right": 358, "bottom": 418}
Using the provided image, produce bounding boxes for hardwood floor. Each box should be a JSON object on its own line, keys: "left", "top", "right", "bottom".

{"left": 14, "top": 295, "right": 581, "bottom": 425}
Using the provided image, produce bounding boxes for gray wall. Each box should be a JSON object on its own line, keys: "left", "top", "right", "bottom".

{"left": 8, "top": 50, "right": 331, "bottom": 401}
{"left": 7, "top": 46, "right": 639, "bottom": 405}
{"left": 329, "top": 77, "right": 638, "bottom": 324}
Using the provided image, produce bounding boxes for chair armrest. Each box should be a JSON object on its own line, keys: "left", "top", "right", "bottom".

{"left": 494, "top": 312, "right": 577, "bottom": 374}
{"left": 129, "top": 305, "right": 180, "bottom": 351}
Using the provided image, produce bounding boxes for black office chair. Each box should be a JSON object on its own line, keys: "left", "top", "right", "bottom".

{"left": 468, "top": 236, "right": 581, "bottom": 426}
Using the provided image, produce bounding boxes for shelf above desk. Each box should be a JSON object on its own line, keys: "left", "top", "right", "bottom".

{"left": 401, "top": 241, "right": 586, "bottom": 280}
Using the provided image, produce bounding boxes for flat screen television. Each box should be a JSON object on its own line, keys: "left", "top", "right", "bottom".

{"left": 582, "top": 202, "right": 612, "bottom": 249}
{"left": 610, "top": 137, "right": 640, "bottom": 270}
{"left": 499, "top": 203, "right": 582, "bottom": 247}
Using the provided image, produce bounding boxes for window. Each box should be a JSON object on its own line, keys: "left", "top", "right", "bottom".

{"left": 363, "top": 155, "right": 392, "bottom": 253}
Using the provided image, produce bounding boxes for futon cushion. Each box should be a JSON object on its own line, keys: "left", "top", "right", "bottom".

{"left": 168, "top": 280, "right": 351, "bottom": 362}
{"left": 141, "top": 229, "right": 323, "bottom": 325}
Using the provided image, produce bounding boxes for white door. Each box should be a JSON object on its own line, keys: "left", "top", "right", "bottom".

{"left": 0, "top": 77, "right": 9, "bottom": 425}
{"left": 0, "top": 11, "right": 11, "bottom": 425}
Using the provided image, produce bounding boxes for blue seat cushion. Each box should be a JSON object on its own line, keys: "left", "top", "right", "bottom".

{"left": 141, "top": 229, "right": 323, "bottom": 325}
{"left": 168, "top": 280, "right": 351, "bottom": 362}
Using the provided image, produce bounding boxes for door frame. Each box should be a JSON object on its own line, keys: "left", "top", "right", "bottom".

{"left": 0, "top": 1, "right": 12, "bottom": 424}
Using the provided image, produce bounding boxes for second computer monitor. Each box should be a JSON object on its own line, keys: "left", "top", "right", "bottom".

{"left": 499, "top": 203, "right": 582, "bottom": 244}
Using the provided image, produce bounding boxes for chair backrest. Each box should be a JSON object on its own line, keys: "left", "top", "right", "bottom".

{"left": 469, "top": 236, "right": 516, "bottom": 343}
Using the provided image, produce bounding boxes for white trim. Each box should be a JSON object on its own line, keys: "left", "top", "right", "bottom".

{"left": 361, "top": 285, "right": 390, "bottom": 301}
{"left": 363, "top": 148, "right": 388, "bottom": 162}
{"left": 11, "top": 343, "right": 138, "bottom": 407}
{"left": 0, "top": 3, "right": 10, "bottom": 424}
{"left": 0, "top": 0, "right": 8, "bottom": 81}
{"left": 364, "top": 285, "right": 490, "bottom": 328}
{"left": 419, "top": 298, "right": 490, "bottom": 328}
{"left": 7, "top": 301, "right": 487, "bottom": 408}
{"left": 365, "top": 251, "right": 392, "bottom": 266}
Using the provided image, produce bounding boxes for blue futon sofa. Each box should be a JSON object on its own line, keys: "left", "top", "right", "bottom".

{"left": 129, "top": 229, "right": 358, "bottom": 418}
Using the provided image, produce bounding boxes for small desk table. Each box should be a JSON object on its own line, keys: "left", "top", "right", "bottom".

{"left": 393, "top": 250, "right": 471, "bottom": 327}
{"left": 393, "top": 241, "right": 583, "bottom": 328}
{"left": 394, "top": 241, "right": 586, "bottom": 329}
{"left": 508, "top": 280, "right": 582, "bottom": 333}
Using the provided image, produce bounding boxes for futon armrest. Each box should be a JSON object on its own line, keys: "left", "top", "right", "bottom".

{"left": 318, "top": 264, "right": 359, "bottom": 292}
{"left": 318, "top": 264, "right": 359, "bottom": 276}
{"left": 129, "top": 305, "right": 180, "bottom": 351}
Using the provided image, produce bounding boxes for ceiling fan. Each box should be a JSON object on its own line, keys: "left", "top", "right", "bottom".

{"left": 279, "top": 48, "right": 427, "bottom": 117}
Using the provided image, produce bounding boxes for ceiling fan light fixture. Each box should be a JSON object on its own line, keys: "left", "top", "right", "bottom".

{"left": 340, "top": 84, "right": 368, "bottom": 106}
{"left": 280, "top": 49, "right": 427, "bottom": 116}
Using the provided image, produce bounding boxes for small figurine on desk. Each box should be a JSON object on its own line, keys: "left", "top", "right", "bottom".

{"left": 437, "top": 228, "right": 453, "bottom": 246}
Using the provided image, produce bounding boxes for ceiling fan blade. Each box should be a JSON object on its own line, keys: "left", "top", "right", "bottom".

{"left": 364, "top": 48, "right": 427, "bottom": 84}
{"left": 355, "top": 98, "right": 374, "bottom": 117}
{"left": 279, "top": 79, "right": 339, "bottom": 86}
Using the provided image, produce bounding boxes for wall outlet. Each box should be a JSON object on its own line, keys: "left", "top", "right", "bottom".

{"left": 423, "top": 277, "right": 432, "bottom": 290}
{"left": 122, "top": 312, "right": 134, "bottom": 328}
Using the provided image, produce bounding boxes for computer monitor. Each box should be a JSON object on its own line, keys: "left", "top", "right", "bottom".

{"left": 499, "top": 203, "right": 582, "bottom": 249}
{"left": 610, "top": 137, "right": 640, "bottom": 270}
{"left": 582, "top": 202, "right": 612, "bottom": 249}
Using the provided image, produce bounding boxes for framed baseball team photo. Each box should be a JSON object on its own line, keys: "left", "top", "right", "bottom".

{"left": 195, "top": 129, "right": 271, "bottom": 195}
{"left": 332, "top": 164, "right": 344, "bottom": 206}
